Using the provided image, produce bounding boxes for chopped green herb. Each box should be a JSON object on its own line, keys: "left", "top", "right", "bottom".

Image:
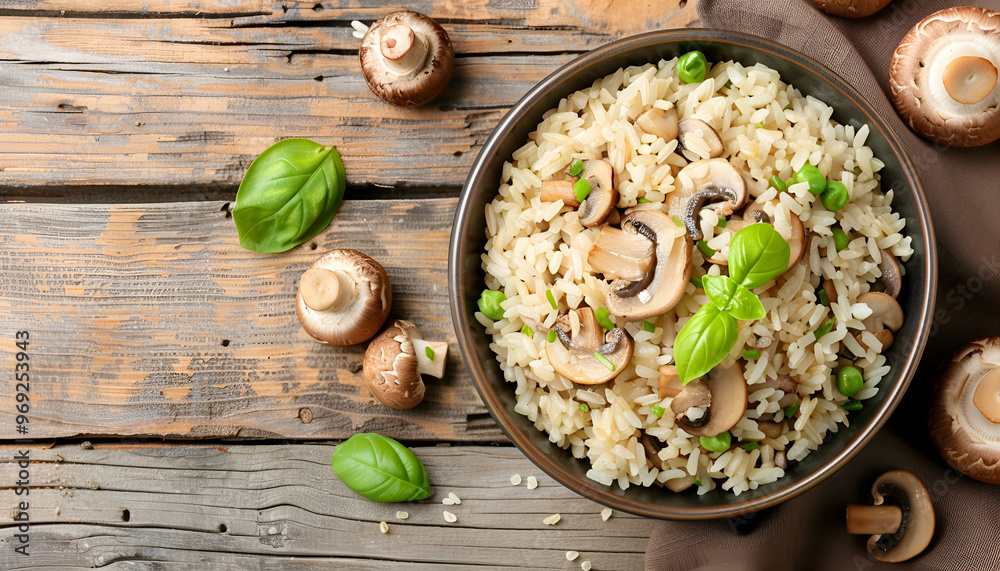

{"left": 743, "top": 349, "right": 761, "bottom": 360}
{"left": 594, "top": 352, "right": 616, "bottom": 371}
{"left": 595, "top": 306, "right": 615, "bottom": 330}
{"left": 694, "top": 478, "right": 703, "bottom": 487}
{"left": 814, "top": 317, "right": 835, "bottom": 340}
{"left": 785, "top": 402, "right": 800, "bottom": 418}
{"left": 818, "top": 288, "right": 831, "bottom": 306}
{"left": 769, "top": 175, "right": 787, "bottom": 193}
{"left": 573, "top": 178, "right": 591, "bottom": 202}
{"left": 832, "top": 228, "right": 850, "bottom": 252}
{"left": 638, "top": 197, "right": 649, "bottom": 204}
{"left": 717, "top": 217, "right": 728, "bottom": 229}
{"left": 650, "top": 404, "right": 665, "bottom": 418}
{"left": 642, "top": 320, "right": 656, "bottom": 333}
{"left": 672, "top": 215, "right": 685, "bottom": 227}
{"left": 754, "top": 122, "right": 765, "bottom": 129}
{"left": 724, "top": 80, "right": 733, "bottom": 88}
{"left": 741, "top": 441, "right": 760, "bottom": 452}
{"left": 690, "top": 276, "right": 703, "bottom": 289}
{"left": 520, "top": 324, "right": 533, "bottom": 338}
{"left": 578, "top": 402, "right": 590, "bottom": 413}
{"left": 425, "top": 346, "right": 435, "bottom": 360}
{"left": 569, "top": 158, "right": 584, "bottom": 177}
{"left": 700, "top": 431, "right": 731, "bottom": 452}
{"left": 843, "top": 400, "right": 863, "bottom": 411}
{"left": 697, "top": 240, "right": 716, "bottom": 258}
{"left": 783, "top": 104, "right": 793, "bottom": 110}
{"left": 477, "top": 289, "right": 507, "bottom": 321}
{"left": 547, "top": 329, "right": 557, "bottom": 343}
{"left": 546, "top": 289, "right": 558, "bottom": 310}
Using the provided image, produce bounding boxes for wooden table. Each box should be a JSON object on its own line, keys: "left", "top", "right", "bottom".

{"left": 0, "top": 1, "right": 699, "bottom": 568}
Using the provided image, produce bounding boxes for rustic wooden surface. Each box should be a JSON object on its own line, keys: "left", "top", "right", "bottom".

{"left": 0, "top": 0, "right": 696, "bottom": 567}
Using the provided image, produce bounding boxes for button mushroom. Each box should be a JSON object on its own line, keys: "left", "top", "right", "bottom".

{"left": 588, "top": 224, "right": 657, "bottom": 288}
{"left": 677, "top": 118, "right": 725, "bottom": 159}
{"left": 811, "top": 0, "right": 892, "bottom": 18}
{"left": 872, "top": 248, "right": 902, "bottom": 299}
{"left": 846, "top": 470, "right": 935, "bottom": 563}
{"left": 296, "top": 249, "right": 392, "bottom": 347}
{"left": 855, "top": 292, "right": 904, "bottom": 352}
{"left": 359, "top": 11, "right": 454, "bottom": 107}
{"left": 928, "top": 338, "right": 1000, "bottom": 484}
{"left": 635, "top": 107, "right": 679, "bottom": 141}
{"left": 362, "top": 319, "right": 448, "bottom": 409}
{"left": 605, "top": 211, "right": 692, "bottom": 321}
{"left": 545, "top": 307, "right": 634, "bottom": 385}
{"left": 671, "top": 362, "right": 748, "bottom": 437}
{"left": 577, "top": 160, "right": 618, "bottom": 228}
{"left": 889, "top": 6, "right": 1000, "bottom": 147}
{"left": 669, "top": 159, "right": 749, "bottom": 241}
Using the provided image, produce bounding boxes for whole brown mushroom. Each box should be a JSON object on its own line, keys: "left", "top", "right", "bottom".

{"left": 363, "top": 319, "right": 449, "bottom": 410}
{"left": 296, "top": 249, "right": 391, "bottom": 347}
{"left": 928, "top": 338, "right": 1000, "bottom": 484}
{"left": 811, "top": 0, "right": 892, "bottom": 18}
{"left": 359, "top": 11, "right": 454, "bottom": 107}
{"left": 890, "top": 6, "right": 1000, "bottom": 147}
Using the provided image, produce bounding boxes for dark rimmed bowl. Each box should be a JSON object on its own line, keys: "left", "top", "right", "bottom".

{"left": 448, "top": 29, "right": 936, "bottom": 519}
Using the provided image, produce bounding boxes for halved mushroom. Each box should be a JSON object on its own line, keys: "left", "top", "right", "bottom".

{"left": 588, "top": 225, "right": 656, "bottom": 283}
{"left": 605, "top": 210, "right": 692, "bottom": 321}
{"left": 855, "top": 291, "right": 904, "bottom": 352}
{"left": 846, "top": 470, "right": 935, "bottom": 563}
{"left": 928, "top": 338, "right": 1000, "bottom": 484}
{"left": 677, "top": 118, "right": 725, "bottom": 159}
{"left": 545, "top": 307, "right": 634, "bottom": 385}
{"left": 636, "top": 107, "right": 679, "bottom": 141}
{"left": 668, "top": 159, "right": 749, "bottom": 240}
{"left": 872, "top": 248, "right": 902, "bottom": 298}
{"left": 540, "top": 179, "right": 580, "bottom": 207}
{"left": 889, "top": 6, "right": 1000, "bottom": 146}
{"left": 577, "top": 160, "right": 618, "bottom": 228}
{"left": 811, "top": 0, "right": 892, "bottom": 18}
{"left": 672, "top": 362, "right": 748, "bottom": 437}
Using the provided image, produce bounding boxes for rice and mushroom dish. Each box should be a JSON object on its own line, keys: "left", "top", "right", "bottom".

{"left": 476, "top": 52, "right": 913, "bottom": 496}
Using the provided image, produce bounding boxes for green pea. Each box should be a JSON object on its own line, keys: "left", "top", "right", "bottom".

{"left": 769, "top": 175, "right": 787, "bottom": 193}
{"left": 794, "top": 163, "right": 827, "bottom": 195}
{"left": 573, "top": 178, "right": 591, "bottom": 202}
{"left": 677, "top": 50, "right": 708, "bottom": 84}
{"left": 837, "top": 366, "right": 864, "bottom": 398}
{"left": 821, "top": 181, "right": 849, "bottom": 211}
{"left": 477, "top": 289, "right": 506, "bottom": 321}
{"left": 578, "top": 402, "right": 590, "bottom": 413}
{"left": 700, "top": 431, "right": 731, "bottom": 452}
{"left": 832, "top": 228, "right": 850, "bottom": 252}
{"left": 568, "top": 158, "right": 584, "bottom": 177}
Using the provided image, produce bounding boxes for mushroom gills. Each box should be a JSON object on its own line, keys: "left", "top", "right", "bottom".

{"left": 670, "top": 159, "right": 749, "bottom": 242}
{"left": 588, "top": 225, "right": 656, "bottom": 282}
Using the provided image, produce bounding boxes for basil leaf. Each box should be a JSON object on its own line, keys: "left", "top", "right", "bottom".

{"left": 728, "top": 223, "right": 790, "bottom": 290}
{"left": 330, "top": 433, "right": 432, "bottom": 502}
{"left": 233, "top": 138, "right": 346, "bottom": 253}
{"left": 701, "top": 275, "right": 737, "bottom": 310}
{"left": 728, "top": 285, "right": 766, "bottom": 321}
{"left": 701, "top": 275, "right": 765, "bottom": 321}
{"left": 674, "top": 304, "right": 738, "bottom": 383}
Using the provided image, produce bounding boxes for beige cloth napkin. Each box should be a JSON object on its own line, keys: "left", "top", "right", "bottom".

{"left": 646, "top": 1, "right": 1000, "bottom": 569}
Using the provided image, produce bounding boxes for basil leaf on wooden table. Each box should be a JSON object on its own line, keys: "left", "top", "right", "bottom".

{"left": 233, "top": 138, "right": 346, "bottom": 253}
{"left": 330, "top": 433, "right": 432, "bottom": 502}
{"left": 674, "top": 304, "right": 738, "bottom": 383}
{"left": 728, "top": 223, "right": 791, "bottom": 289}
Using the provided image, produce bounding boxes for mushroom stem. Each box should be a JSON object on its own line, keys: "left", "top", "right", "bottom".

{"left": 380, "top": 24, "right": 428, "bottom": 77}
{"left": 301, "top": 267, "right": 349, "bottom": 312}
{"left": 973, "top": 368, "right": 1000, "bottom": 423}
{"left": 846, "top": 504, "right": 903, "bottom": 535}
{"left": 942, "top": 56, "right": 998, "bottom": 105}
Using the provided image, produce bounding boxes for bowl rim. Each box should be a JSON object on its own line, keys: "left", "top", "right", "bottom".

{"left": 449, "top": 28, "right": 937, "bottom": 519}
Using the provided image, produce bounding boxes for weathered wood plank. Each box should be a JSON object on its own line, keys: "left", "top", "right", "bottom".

{"left": 0, "top": 197, "right": 505, "bottom": 441}
{"left": 0, "top": 1, "right": 695, "bottom": 191}
{"left": 0, "top": 444, "right": 651, "bottom": 569}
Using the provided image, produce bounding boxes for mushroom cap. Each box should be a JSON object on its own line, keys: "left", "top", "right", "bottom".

{"left": 670, "top": 159, "right": 749, "bottom": 240}
{"left": 675, "top": 362, "right": 748, "bottom": 437}
{"left": 866, "top": 470, "right": 935, "bottom": 563}
{"left": 677, "top": 118, "right": 724, "bottom": 159}
{"left": 635, "top": 107, "right": 679, "bottom": 141}
{"left": 577, "top": 160, "right": 618, "bottom": 228}
{"left": 929, "top": 338, "right": 1000, "bottom": 484}
{"left": 858, "top": 291, "right": 904, "bottom": 333}
{"left": 811, "top": 0, "right": 892, "bottom": 18}
{"left": 296, "top": 249, "right": 392, "bottom": 347}
{"left": 889, "top": 6, "right": 1000, "bottom": 147}
{"left": 359, "top": 10, "right": 454, "bottom": 107}
{"left": 362, "top": 319, "right": 426, "bottom": 409}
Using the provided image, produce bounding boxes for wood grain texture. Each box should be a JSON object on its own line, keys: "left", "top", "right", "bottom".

{"left": 0, "top": 0, "right": 695, "bottom": 191}
{"left": 0, "top": 444, "right": 652, "bottom": 569}
{"left": 0, "top": 197, "right": 505, "bottom": 441}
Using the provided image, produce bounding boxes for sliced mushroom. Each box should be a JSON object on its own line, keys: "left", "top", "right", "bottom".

{"left": 588, "top": 225, "right": 656, "bottom": 282}
{"left": 605, "top": 211, "right": 692, "bottom": 321}
{"left": 889, "top": 6, "right": 1000, "bottom": 147}
{"left": 670, "top": 377, "right": 711, "bottom": 424}
{"left": 758, "top": 420, "right": 784, "bottom": 440}
{"left": 578, "top": 160, "right": 618, "bottom": 228}
{"left": 846, "top": 470, "right": 935, "bottom": 563}
{"left": 755, "top": 336, "right": 773, "bottom": 351}
{"left": 677, "top": 118, "right": 724, "bottom": 159}
{"left": 811, "top": 0, "right": 892, "bottom": 18}
{"left": 664, "top": 473, "right": 697, "bottom": 493}
{"left": 822, "top": 279, "right": 839, "bottom": 305}
{"left": 540, "top": 179, "right": 581, "bottom": 207}
{"left": 928, "top": 338, "right": 1000, "bottom": 484}
{"left": 668, "top": 159, "right": 749, "bottom": 240}
{"left": 545, "top": 307, "right": 634, "bottom": 385}
{"left": 296, "top": 249, "right": 392, "bottom": 347}
{"left": 359, "top": 11, "right": 454, "bottom": 107}
{"left": 657, "top": 364, "right": 683, "bottom": 399}
{"left": 674, "top": 363, "right": 748, "bottom": 437}
{"left": 640, "top": 431, "right": 667, "bottom": 470}
{"left": 857, "top": 292, "right": 904, "bottom": 352}
{"left": 636, "top": 107, "right": 679, "bottom": 141}
{"left": 872, "top": 248, "right": 902, "bottom": 298}
{"left": 758, "top": 374, "right": 799, "bottom": 408}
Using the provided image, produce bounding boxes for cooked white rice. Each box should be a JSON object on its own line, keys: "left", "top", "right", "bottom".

{"left": 479, "top": 58, "right": 912, "bottom": 496}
